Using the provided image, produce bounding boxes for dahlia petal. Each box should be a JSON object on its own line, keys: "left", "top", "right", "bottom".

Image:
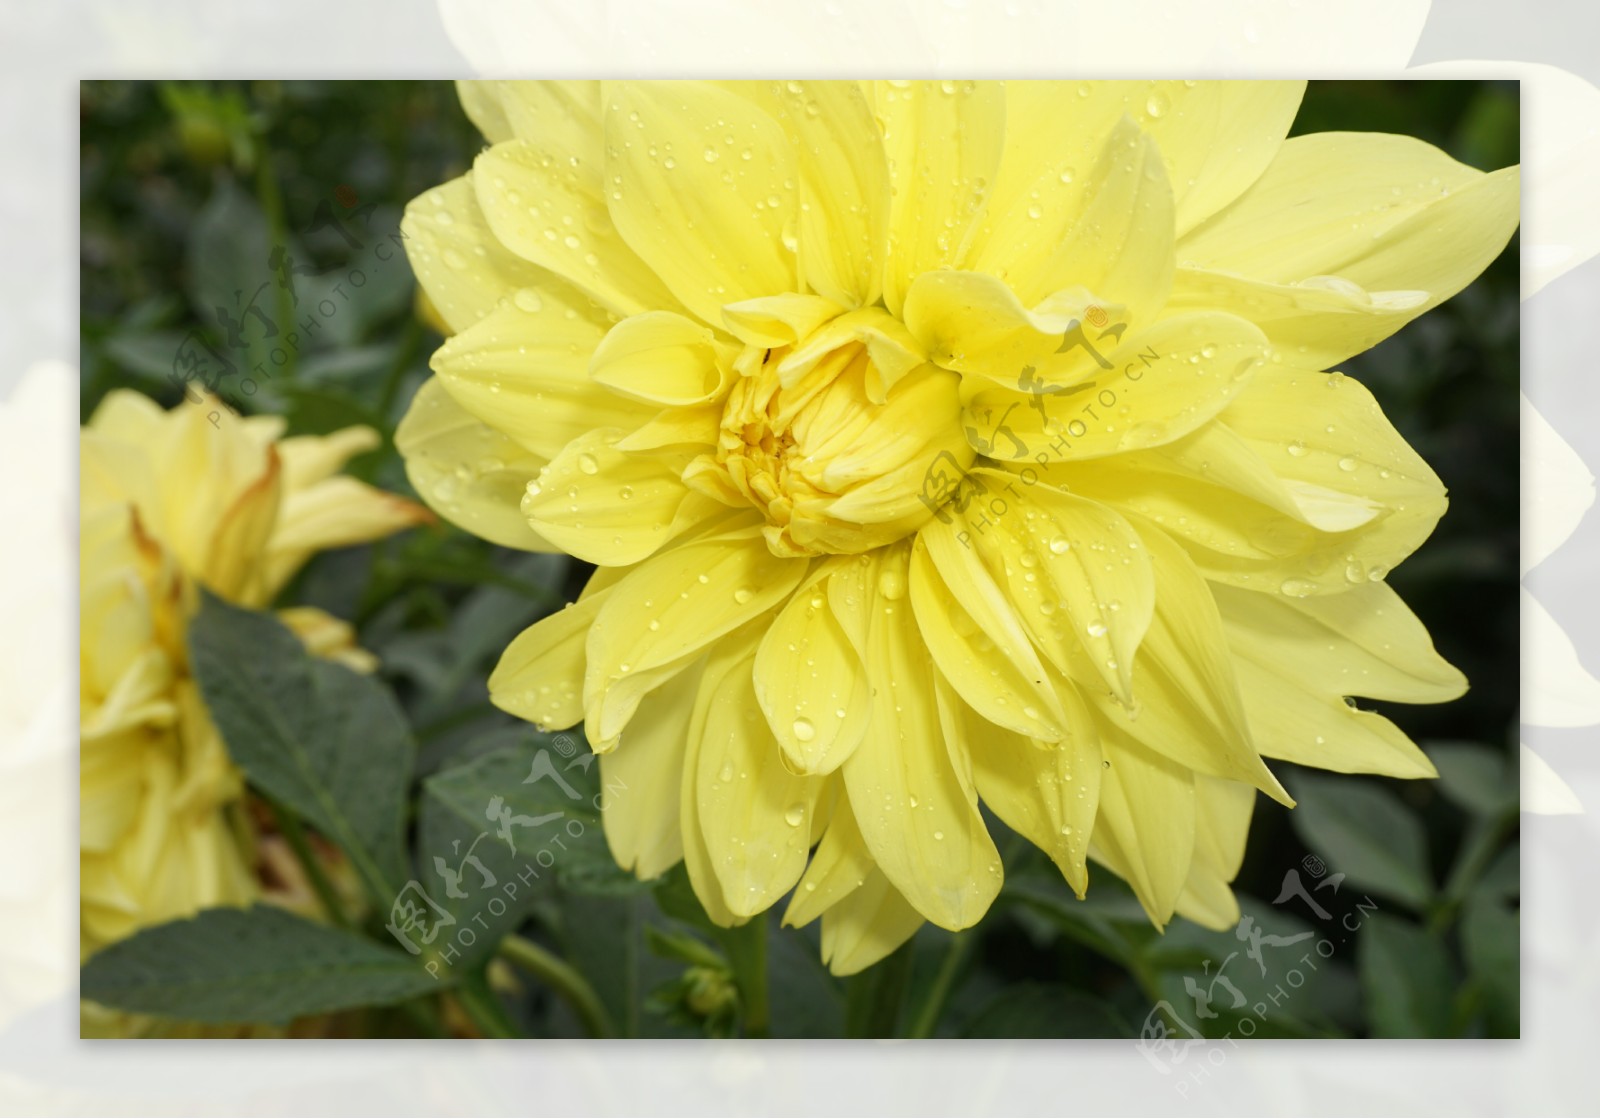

{"left": 275, "top": 426, "right": 381, "bottom": 491}
{"left": 971, "top": 82, "right": 1301, "bottom": 281}
{"left": 908, "top": 531, "right": 1068, "bottom": 741}
{"left": 489, "top": 582, "right": 615, "bottom": 732}
{"left": 753, "top": 566, "right": 870, "bottom": 775}
{"left": 1179, "top": 133, "right": 1520, "bottom": 310}
{"left": 693, "top": 635, "right": 823, "bottom": 917}
{"left": 615, "top": 402, "right": 724, "bottom": 454}
{"left": 475, "top": 138, "right": 685, "bottom": 320}
{"left": 721, "top": 293, "right": 843, "bottom": 350}
{"left": 456, "top": 79, "right": 513, "bottom": 142}
{"left": 1212, "top": 365, "right": 1448, "bottom": 593}
{"left": 203, "top": 445, "right": 282, "bottom": 602}
{"left": 962, "top": 471, "right": 1154, "bottom": 708}
{"left": 1143, "top": 81, "right": 1306, "bottom": 236}
{"left": 1092, "top": 522, "right": 1291, "bottom": 802}
{"left": 875, "top": 80, "right": 1006, "bottom": 318}
{"left": 777, "top": 307, "right": 926, "bottom": 401}
{"left": 1169, "top": 776, "right": 1255, "bottom": 930}
{"left": 679, "top": 647, "right": 747, "bottom": 930}
{"left": 1230, "top": 656, "right": 1436, "bottom": 779}
{"left": 1214, "top": 581, "right": 1466, "bottom": 705}
{"left": 963, "top": 311, "right": 1268, "bottom": 462}
{"left": 589, "top": 310, "right": 734, "bottom": 406}
{"left": 265, "top": 475, "right": 430, "bottom": 601}
{"left": 583, "top": 521, "right": 807, "bottom": 748}
{"left": 838, "top": 542, "right": 1003, "bottom": 931}
{"left": 971, "top": 114, "right": 1174, "bottom": 320}
{"left": 901, "top": 269, "right": 1093, "bottom": 385}
{"left": 1167, "top": 266, "right": 1429, "bottom": 371}
{"left": 768, "top": 81, "right": 889, "bottom": 310}
{"left": 402, "top": 175, "right": 549, "bottom": 334}
{"left": 520, "top": 429, "right": 714, "bottom": 567}
{"left": 783, "top": 793, "right": 875, "bottom": 929}
{"left": 431, "top": 290, "right": 654, "bottom": 460}
{"left": 602, "top": 81, "right": 799, "bottom": 325}
{"left": 1074, "top": 422, "right": 1384, "bottom": 535}
{"left": 959, "top": 689, "right": 1101, "bottom": 897}
{"left": 495, "top": 81, "right": 604, "bottom": 177}
{"left": 395, "top": 376, "right": 558, "bottom": 552}
{"left": 1090, "top": 734, "right": 1196, "bottom": 929}
{"left": 820, "top": 870, "right": 925, "bottom": 977}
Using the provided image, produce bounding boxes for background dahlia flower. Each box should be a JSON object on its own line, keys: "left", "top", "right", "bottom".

{"left": 79, "top": 391, "right": 427, "bottom": 962}
{"left": 396, "top": 80, "right": 1519, "bottom": 975}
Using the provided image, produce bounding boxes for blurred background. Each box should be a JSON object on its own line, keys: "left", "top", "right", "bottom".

{"left": 78, "top": 80, "right": 1520, "bottom": 1039}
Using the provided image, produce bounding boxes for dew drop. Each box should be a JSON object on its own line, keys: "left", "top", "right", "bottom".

{"left": 792, "top": 717, "right": 816, "bottom": 742}
{"left": 577, "top": 452, "right": 600, "bottom": 475}
{"left": 877, "top": 569, "right": 906, "bottom": 600}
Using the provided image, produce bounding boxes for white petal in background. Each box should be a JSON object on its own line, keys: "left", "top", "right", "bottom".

{"left": 438, "top": 0, "right": 1432, "bottom": 74}
{"left": 0, "top": 364, "right": 73, "bottom": 1030}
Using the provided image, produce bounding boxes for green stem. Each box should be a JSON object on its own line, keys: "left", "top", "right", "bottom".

{"left": 455, "top": 975, "right": 519, "bottom": 1039}
{"left": 499, "top": 932, "right": 616, "bottom": 1038}
{"left": 377, "top": 315, "right": 422, "bottom": 429}
{"left": 909, "top": 931, "right": 970, "bottom": 1039}
{"left": 1431, "top": 809, "right": 1518, "bottom": 935}
{"left": 845, "top": 940, "right": 915, "bottom": 1038}
{"left": 265, "top": 797, "right": 350, "bottom": 930}
{"left": 729, "top": 918, "right": 770, "bottom": 1038}
{"left": 396, "top": 995, "right": 447, "bottom": 1038}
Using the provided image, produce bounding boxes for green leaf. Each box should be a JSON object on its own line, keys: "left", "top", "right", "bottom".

{"left": 81, "top": 906, "right": 440, "bottom": 1025}
{"left": 416, "top": 738, "right": 645, "bottom": 973}
{"left": 1357, "top": 913, "right": 1456, "bottom": 1037}
{"left": 100, "top": 330, "right": 192, "bottom": 388}
{"left": 1144, "top": 897, "right": 1358, "bottom": 1038}
{"left": 764, "top": 921, "right": 845, "bottom": 1039}
{"left": 186, "top": 178, "right": 279, "bottom": 376}
{"left": 1426, "top": 741, "right": 1515, "bottom": 818}
{"left": 187, "top": 592, "right": 413, "bottom": 898}
{"left": 1288, "top": 772, "right": 1435, "bottom": 909}
{"left": 961, "top": 983, "right": 1130, "bottom": 1038}
{"left": 1461, "top": 891, "right": 1519, "bottom": 1037}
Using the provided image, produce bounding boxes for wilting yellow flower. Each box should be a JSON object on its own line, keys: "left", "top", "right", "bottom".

{"left": 397, "top": 81, "right": 1518, "bottom": 974}
{"left": 79, "top": 391, "right": 428, "bottom": 959}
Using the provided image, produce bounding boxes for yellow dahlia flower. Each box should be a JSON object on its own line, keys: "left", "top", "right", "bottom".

{"left": 80, "top": 391, "right": 427, "bottom": 957}
{"left": 396, "top": 81, "right": 1518, "bottom": 974}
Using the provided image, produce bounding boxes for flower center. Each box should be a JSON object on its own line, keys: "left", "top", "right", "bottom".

{"left": 687, "top": 329, "right": 972, "bottom": 559}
